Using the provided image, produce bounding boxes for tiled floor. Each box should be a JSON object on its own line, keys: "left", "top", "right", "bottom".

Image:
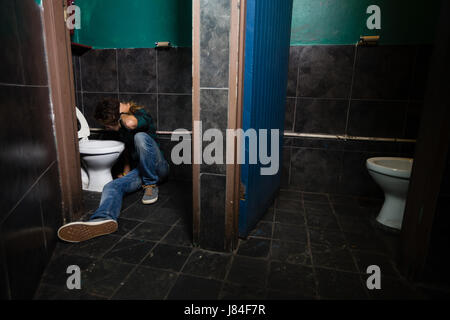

{"left": 34, "top": 182, "right": 443, "bottom": 300}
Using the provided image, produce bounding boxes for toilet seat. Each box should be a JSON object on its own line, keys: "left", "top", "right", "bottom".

{"left": 76, "top": 107, "right": 90, "bottom": 141}
{"left": 79, "top": 140, "right": 125, "bottom": 155}
{"left": 367, "top": 157, "right": 413, "bottom": 179}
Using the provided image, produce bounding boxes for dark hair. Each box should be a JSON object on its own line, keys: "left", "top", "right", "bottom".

{"left": 95, "top": 98, "right": 120, "bottom": 126}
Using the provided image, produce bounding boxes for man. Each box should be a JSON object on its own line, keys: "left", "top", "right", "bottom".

{"left": 57, "top": 99, "right": 169, "bottom": 243}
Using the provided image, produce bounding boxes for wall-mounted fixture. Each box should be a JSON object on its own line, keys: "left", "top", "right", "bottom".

{"left": 155, "top": 41, "right": 171, "bottom": 48}
{"left": 358, "top": 35, "right": 380, "bottom": 46}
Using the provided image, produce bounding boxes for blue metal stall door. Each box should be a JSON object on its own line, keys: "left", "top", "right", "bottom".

{"left": 239, "top": 0, "right": 294, "bottom": 237}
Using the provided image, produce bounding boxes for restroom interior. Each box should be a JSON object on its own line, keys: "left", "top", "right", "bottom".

{"left": 1, "top": 0, "right": 450, "bottom": 301}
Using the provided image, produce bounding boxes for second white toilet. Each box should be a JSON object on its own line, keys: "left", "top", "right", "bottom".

{"left": 76, "top": 107, "right": 125, "bottom": 192}
{"left": 366, "top": 157, "right": 413, "bottom": 230}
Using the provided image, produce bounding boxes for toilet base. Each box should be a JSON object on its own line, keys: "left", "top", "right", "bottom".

{"left": 83, "top": 169, "right": 114, "bottom": 193}
{"left": 376, "top": 194, "right": 406, "bottom": 230}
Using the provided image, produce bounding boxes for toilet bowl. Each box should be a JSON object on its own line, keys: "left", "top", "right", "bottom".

{"left": 76, "top": 107, "right": 125, "bottom": 192}
{"left": 366, "top": 157, "right": 413, "bottom": 230}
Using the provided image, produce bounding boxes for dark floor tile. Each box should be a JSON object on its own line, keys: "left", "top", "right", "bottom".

{"left": 103, "top": 238, "right": 156, "bottom": 265}
{"left": 268, "top": 261, "right": 316, "bottom": 297}
{"left": 267, "top": 289, "right": 315, "bottom": 300}
{"left": 260, "top": 207, "right": 275, "bottom": 222}
{"left": 115, "top": 218, "right": 140, "bottom": 237}
{"left": 126, "top": 222, "right": 171, "bottom": 242}
{"left": 275, "top": 199, "right": 303, "bottom": 213}
{"left": 316, "top": 268, "right": 368, "bottom": 300}
{"left": 167, "top": 274, "right": 222, "bottom": 300}
{"left": 367, "top": 276, "right": 425, "bottom": 300}
{"left": 305, "top": 211, "right": 340, "bottom": 230}
{"left": 112, "top": 266, "right": 177, "bottom": 300}
{"left": 302, "top": 192, "right": 329, "bottom": 203}
{"left": 303, "top": 202, "right": 333, "bottom": 215}
{"left": 141, "top": 243, "right": 192, "bottom": 272}
{"left": 237, "top": 238, "right": 271, "bottom": 258}
{"left": 34, "top": 283, "right": 106, "bottom": 300}
{"left": 308, "top": 227, "right": 347, "bottom": 248}
{"left": 311, "top": 243, "right": 357, "bottom": 272}
{"left": 338, "top": 216, "right": 374, "bottom": 234}
{"left": 81, "top": 259, "right": 134, "bottom": 297}
{"left": 227, "top": 256, "right": 269, "bottom": 288}
{"left": 270, "top": 240, "right": 311, "bottom": 266}
{"left": 278, "top": 190, "right": 302, "bottom": 202}
{"left": 145, "top": 207, "right": 184, "bottom": 226}
{"left": 120, "top": 202, "right": 162, "bottom": 221}
{"left": 182, "top": 250, "right": 232, "bottom": 280}
{"left": 40, "top": 254, "right": 96, "bottom": 288}
{"left": 220, "top": 282, "right": 267, "bottom": 300}
{"left": 161, "top": 225, "right": 193, "bottom": 247}
{"left": 273, "top": 223, "right": 308, "bottom": 243}
{"left": 64, "top": 235, "right": 121, "bottom": 259}
{"left": 352, "top": 250, "right": 400, "bottom": 277}
{"left": 344, "top": 231, "right": 388, "bottom": 254}
{"left": 121, "top": 191, "right": 141, "bottom": 211}
{"left": 249, "top": 221, "right": 273, "bottom": 239}
{"left": 275, "top": 209, "right": 305, "bottom": 226}
{"left": 415, "top": 285, "right": 450, "bottom": 300}
{"left": 329, "top": 194, "right": 359, "bottom": 206}
{"left": 332, "top": 204, "right": 371, "bottom": 219}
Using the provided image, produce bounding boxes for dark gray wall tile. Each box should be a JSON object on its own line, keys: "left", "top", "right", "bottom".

{"left": 158, "top": 136, "right": 192, "bottom": 181}
{"left": 200, "top": 0, "right": 231, "bottom": 88}
{"left": 37, "top": 164, "right": 63, "bottom": 259}
{"left": 0, "top": 0, "right": 23, "bottom": 84}
{"left": 158, "top": 94, "right": 192, "bottom": 131}
{"left": 284, "top": 98, "right": 295, "bottom": 132}
{"left": 117, "top": 49, "right": 156, "bottom": 93}
{"left": 199, "top": 173, "right": 226, "bottom": 251}
{"left": 81, "top": 49, "right": 118, "bottom": 92}
{"left": 338, "top": 152, "right": 384, "bottom": 198}
{"left": 0, "top": 85, "right": 57, "bottom": 215}
{"left": 287, "top": 47, "right": 300, "bottom": 97}
{"left": 404, "top": 102, "right": 424, "bottom": 139}
{"left": 290, "top": 148, "right": 343, "bottom": 193}
{"left": 72, "top": 56, "right": 81, "bottom": 92}
{"left": 352, "top": 46, "right": 415, "bottom": 100}
{"left": 297, "top": 45, "right": 354, "bottom": 99}
{"left": 410, "top": 45, "right": 433, "bottom": 100}
{"left": 281, "top": 147, "right": 291, "bottom": 188}
{"left": 200, "top": 89, "right": 228, "bottom": 131}
{"left": 82, "top": 92, "right": 119, "bottom": 128}
{"left": 158, "top": 48, "right": 192, "bottom": 94}
{"left": 15, "top": 0, "right": 48, "bottom": 85}
{"left": 347, "top": 100, "right": 407, "bottom": 138}
{"left": 294, "top": 98, "right": 348, "bottom": 134}
{"left": 0, "top": 187, "right": 49, "bottom": 299}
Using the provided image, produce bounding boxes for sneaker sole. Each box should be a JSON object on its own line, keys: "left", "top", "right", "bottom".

{"left": 57, "top": 220, "right": 118, "bottom": 243}
{"left": 142, "top": 196, "right": 158, "bottom": 205}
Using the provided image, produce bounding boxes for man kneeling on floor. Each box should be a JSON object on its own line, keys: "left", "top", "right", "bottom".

{"left": 58, "top": 99, "right": 169, "bottom": 243}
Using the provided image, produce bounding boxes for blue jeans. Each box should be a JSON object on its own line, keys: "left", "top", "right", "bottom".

{"left": 89, "top": 133, "right": 169, "bottom": 221}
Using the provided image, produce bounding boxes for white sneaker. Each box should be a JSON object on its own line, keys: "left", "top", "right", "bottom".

{"left": 57, "top": 219, "right": 118, "bottom": 243}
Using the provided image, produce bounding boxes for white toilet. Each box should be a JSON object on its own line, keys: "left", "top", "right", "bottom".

{"left": 76, "top": 107, "right": 125, "bottom": 192}
{"left": 366, "top": 157, "right": 414, "bottom": 230}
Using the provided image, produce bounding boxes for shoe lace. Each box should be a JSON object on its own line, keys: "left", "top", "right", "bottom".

{"left": 143, "top": 184, "right": 156, "bottom": 196}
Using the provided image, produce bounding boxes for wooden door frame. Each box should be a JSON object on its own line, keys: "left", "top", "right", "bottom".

{"left": 225, "top": 0, "right": 247, "bottom": 251}
{"left": 192, "top": 0, "right": 246, "bottom": 250}
{"left": 42, "top": 0, "right": 83, "bottom": 223}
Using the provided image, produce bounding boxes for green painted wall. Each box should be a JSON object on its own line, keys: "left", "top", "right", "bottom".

{"left": 73, "top": 0, "right": 439, "bottom": 48}
{"left": 291, "top": 0, "right": 440, "bottom": 45}
{"left": 73, "top": 0, "right": 192, "bottom": 48}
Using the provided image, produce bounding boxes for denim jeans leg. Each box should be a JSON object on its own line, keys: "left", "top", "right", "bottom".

{"left": 89, "top": 169, "right": 143, "bottom": 221}
{"left": 134, "top": 132, "right": 169, "bottom": 186}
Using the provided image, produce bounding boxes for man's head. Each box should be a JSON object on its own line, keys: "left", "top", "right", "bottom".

{"left": 95, "top": 98, "right": 121, "bottom": 130}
